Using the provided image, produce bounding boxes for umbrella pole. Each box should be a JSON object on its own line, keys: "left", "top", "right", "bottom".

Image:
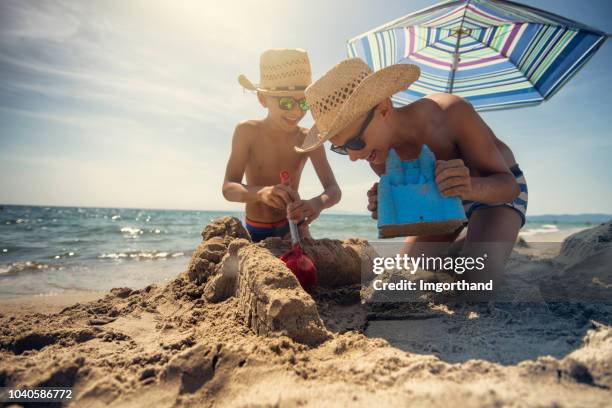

{"left": 447, "top": 0, "right": 471, "bottom": 94}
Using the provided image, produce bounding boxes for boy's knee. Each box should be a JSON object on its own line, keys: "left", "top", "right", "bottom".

{"left": 459, "top": 243, "right": 510, "bottom": 286}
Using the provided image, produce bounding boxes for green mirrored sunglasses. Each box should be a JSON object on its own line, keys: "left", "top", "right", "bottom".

{"left": 271, "top": 96, "right": 309, "bottom": 112}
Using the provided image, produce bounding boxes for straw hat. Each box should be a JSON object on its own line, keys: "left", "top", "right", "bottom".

{"left": 295, "top": 58, "right": 420, "bottom": 153}
{"left": 238, "top": 49, "right": 312, "bottom": 94}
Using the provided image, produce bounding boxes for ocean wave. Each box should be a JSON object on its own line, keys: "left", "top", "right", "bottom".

{"left": 118, "top": 226, "right": 166, "bottom": 237}
{"left": 0, "top": 261, "right": 60, "bottom": 276}
{"left": 52, "top": 252, "right": 77, "bottom": 259}
{"left": 4, "top": 218, "right": 29, "bottom": 225}
{"left": 98, "top": 251, "right": 184, "bottom": 261}
{"left": 120, "top": 227, "right": 143, "bottom": 236}
{"left": 520, "top": 224, "right": 560, "bottom": 236}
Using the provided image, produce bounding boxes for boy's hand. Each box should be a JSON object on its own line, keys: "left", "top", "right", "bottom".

{"left": 367, "top": 182, "right": 378, "bottom": 219}
{"left": 435, "top": 159, "right": 472, "bottom": 199}
{"left": 257, "top": 184, "right": 299, "bottom": 209}
{"left": 287, "top": 199, "right": 322, "bottom": 224}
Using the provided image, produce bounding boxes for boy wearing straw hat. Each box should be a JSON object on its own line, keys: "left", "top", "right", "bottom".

{"left": 297, "top": 58, "right": 528, "bottom": 287}
{"left": 222, "top": 49, "right": 341, "bottom": 242}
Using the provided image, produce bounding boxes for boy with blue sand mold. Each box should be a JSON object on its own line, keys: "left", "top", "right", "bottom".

{"left": 223, "top": 49, "right": 341, "bottom": 242}
{"left": 297, "top": 58, "right": 527, "bottom": 289}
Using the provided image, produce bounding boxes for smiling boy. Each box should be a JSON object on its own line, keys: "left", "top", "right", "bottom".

{"left": 297, "top": 58, "right": 528, "bottom": 287}
{"left": 222, "top": 49, "right": 341, "bottom": 242}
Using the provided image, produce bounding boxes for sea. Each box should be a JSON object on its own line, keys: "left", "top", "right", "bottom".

{"left": 0, "top": 205, "right": 607, "bottom": 298}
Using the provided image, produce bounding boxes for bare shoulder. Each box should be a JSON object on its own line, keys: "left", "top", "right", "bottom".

{"left": 233, "top": 120, "right": 262, "bottom": 145}
{"left": 428, "top": 93, "right": 478, "bottom": 127}
{"left": 235, "top": 119, "right": 261, "bottom": 135}
{"left": 426, "top": 93, "right": 472, "bottom": 111}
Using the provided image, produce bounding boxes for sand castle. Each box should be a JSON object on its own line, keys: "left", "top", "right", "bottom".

{"left": 187, "top": 216, "right": 377, "bottom": 345}
{"left": 378, "top": 145, "right": 466, "bottom": 238}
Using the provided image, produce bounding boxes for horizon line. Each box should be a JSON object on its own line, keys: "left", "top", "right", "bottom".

{"left": 1, "top": 202, "right": 610, "bottom": 219}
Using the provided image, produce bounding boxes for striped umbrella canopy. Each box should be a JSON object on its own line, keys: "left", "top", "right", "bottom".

{"left": 347, "top": 0, "right": 609, "bottom": 111}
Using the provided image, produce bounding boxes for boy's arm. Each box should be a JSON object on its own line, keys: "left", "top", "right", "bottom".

{"left": 308, "top": 145, "right": 342, "bottom": 210}
{"left": 287, "top": 145, "right": 341, "bottom": 222}
{"left": 437, "top": 98, "right": 519, "bottom": 204}
{"left": 369, "top": 162, "right": 385, "bottom": 176}
{"left": 222, "top": 124, "right": 297, "bottom": 208}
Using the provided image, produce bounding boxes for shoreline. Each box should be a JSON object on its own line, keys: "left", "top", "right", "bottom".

{"left": 0, "top": 225, "right": 598, "bottom": 313}
{"left": 0, "top": 227, "right": 588, "bottom": 302}
{"left": 520, "top": 226, "right": 590, "bottom": 242}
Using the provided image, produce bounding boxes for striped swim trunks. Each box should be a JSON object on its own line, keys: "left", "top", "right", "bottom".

{"left": 462, "top": 164, "right": 528, "bottom": 227}
{"left": 245, "top": 218, "right": 290, "bottom": 243}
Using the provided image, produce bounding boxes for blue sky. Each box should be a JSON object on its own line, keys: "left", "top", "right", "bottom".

{"left": 0, "top": 0, "right": 610, "bottom": 215}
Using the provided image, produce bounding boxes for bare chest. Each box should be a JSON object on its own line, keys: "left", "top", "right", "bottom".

{"left": 245, "top": 136, "right": 307, "bottom": 185}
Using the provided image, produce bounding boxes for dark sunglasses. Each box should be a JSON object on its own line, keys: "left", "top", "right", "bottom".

{"left": 330, "top": 108, "right": 375, "bottom": 155}
{"left": 270, "top": 96, "right": 309, "bottom": 112}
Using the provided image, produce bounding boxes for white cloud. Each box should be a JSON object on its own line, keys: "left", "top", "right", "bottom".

{"left": 0, "top": 0, "right": 81, "bottom": 41}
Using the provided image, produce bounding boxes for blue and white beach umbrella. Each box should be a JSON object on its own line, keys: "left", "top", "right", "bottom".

{"left": 347, "top": 0, "right": 609, "bottom": 111}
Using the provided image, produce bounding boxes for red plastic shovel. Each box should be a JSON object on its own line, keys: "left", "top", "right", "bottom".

{"left": 279, "top": 170, "right": 317, "bottom": 292}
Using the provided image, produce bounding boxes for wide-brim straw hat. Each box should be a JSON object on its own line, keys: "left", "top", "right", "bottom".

{"left": 296, "top": 58, "right": 420, "bottom": 153}
{"left": 238, "top": 48, "right": 312, "bottom": 95}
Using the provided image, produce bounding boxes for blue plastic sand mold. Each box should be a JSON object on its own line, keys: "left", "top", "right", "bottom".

{"left": 377, "top": 145, "right": 467, "bottom": 238}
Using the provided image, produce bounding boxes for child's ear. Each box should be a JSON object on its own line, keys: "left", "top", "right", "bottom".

{"left": 257, "top": 92, "right": 267, "bottom": 108}
{"left": 378, "top": 98, "right": 393, "bottom": 118}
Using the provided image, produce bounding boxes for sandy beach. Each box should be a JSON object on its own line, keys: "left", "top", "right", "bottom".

{"left": 1, "top": 0, "right": 610, "bottom": 407}
{"left": 0, "top": 217, "right": 610, "bottom": 407}
{"left": 0, "top": 291, "right": 106, "bottom": 317}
